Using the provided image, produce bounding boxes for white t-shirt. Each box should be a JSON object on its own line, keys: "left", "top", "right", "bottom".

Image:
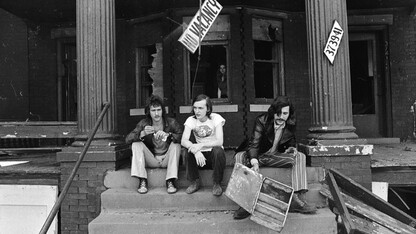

{"left": 184, "top": 113, "right": 225, "bottom": 151}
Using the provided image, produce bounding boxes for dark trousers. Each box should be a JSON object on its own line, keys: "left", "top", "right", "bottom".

{"left": 185, "top": 146, "right": 226, "bottom": 184}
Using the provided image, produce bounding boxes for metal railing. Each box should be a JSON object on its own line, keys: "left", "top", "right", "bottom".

{"left": 39, "top": 102, "right": 111, "bottom": 234}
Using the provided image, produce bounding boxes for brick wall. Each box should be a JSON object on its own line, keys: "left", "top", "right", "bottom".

{"left": 310, "top": 155, "right": 372, "bottom": 189}
{"left": 301, "top": 144, "right": 373, "bottom": 189}
{"left": 389, "top": 11, "right": 416, "bottom": 141}
{"left": 283, "top": 12, "right": 311, "bottom": 141}
{"left": 57, "top": 145, "right": 129, "bottom": 234}
{"left": 60, "top": 161, "right": 109, "bottom": 233}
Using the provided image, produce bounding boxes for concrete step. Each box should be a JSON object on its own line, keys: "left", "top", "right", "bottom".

{"left": 101, "top": 187, "right": 237, "bottom": 212}
{"left": 89, "top": 208, "right": 336, "bottom": 234}
{"left": 104, "top": 166, "right": 325, "bottom": 189}
{"left": 101, "top": 183, "right": 326, "bottom": 212}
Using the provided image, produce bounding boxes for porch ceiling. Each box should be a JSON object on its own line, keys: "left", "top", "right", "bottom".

{"left": 0, "top": 0, "right": 415, "bottom": 23}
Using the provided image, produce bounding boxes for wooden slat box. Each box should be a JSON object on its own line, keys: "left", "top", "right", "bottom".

{"left": 225, "top": 163, "right": 294, "bottom": 232}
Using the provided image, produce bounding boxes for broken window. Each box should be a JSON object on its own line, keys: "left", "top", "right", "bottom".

{"left": 135, "top": 45, "right": 155, "bottom": 107}
{"left": 252, "top": 18, "right": 284, "bottom": 100}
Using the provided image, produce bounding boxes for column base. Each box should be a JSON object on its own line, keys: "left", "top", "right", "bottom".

{"left": 307, "top": 132, "right": 359, "bottom": 141}
{"left": 299, "top": 139, "right": 373, "bottom": 190}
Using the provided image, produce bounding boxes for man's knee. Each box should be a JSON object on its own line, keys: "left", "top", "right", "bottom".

{"left": 170, "top": 143, "right": 181, "bottom": 152}
{"left": 234, "top": 151, "right": 246, "bottom": 164}
{"left": 212, "top": 146, "right": 224, "bottom": 153}
{"left": 211, "top": 147, "right": 225, "bottom": 159}
{"left": 132, "top": 142, "right": 145, "bottom": 151}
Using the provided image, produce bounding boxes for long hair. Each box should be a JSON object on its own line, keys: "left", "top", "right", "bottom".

{"left": 192, "top": 94, "right": 213, "bottom": 119}
{"left": 267, "top": 96, "right": 296, "bottom": 126}
{"left": 144, "top": 95, "right": 166, "bottom": 122}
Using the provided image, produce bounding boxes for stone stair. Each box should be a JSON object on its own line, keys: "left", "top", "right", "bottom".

{"left": 89, "top": 154, "right": 337, "bottom": 234}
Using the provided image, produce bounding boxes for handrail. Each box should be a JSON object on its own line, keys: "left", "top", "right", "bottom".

{"left": 39, "top": 102, "right": 111, "bottom": 234}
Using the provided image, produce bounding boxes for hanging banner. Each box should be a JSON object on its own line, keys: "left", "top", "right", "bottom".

{"left": 324, "top": 20, "right": 344, "bottom": 64}
{"left": 178, "top": 0, "right": 223, "bottom": 53}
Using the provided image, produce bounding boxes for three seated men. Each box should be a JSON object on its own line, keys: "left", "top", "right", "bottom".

{"left": 125, "top": 94, "right": 316, "bottom": 217}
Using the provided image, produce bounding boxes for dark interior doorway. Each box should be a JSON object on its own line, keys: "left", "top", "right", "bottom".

{"left": 58, "top": 40, "right": 77, "bottom": 121}
{"left": 349, "top": 31, "right": 391, "bottom": 138}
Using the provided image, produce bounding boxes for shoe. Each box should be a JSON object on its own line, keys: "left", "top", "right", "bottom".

{"left": 166, "top": 179, "right": 177, "bottom": 194}
{"left": 233, "top": 207, "right": 250, "bottom": 220}
{"left": 289, "top": 193, "right": 317, "bottom": 214}
{"left": 137, "top": 178, "right": 148, "bottom": 194}
{"left": 186, "top": 179, "right": 200, "bottom": 194}
{"left": 212, "top": 183, "right": 223, "bottom": 196}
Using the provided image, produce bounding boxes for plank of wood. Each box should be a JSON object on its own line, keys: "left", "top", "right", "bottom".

{"left": 0, "top": 123, "right": 77, "bottom": 138}
{"left": 258, "top": 192, "right": 288, "bottom": 211}
{"left": 0, "top": 147, "right": 62, "bottom": 154}
{"left": 326, "top": 171, "right": 356, "bottom": 234}
{"left": 254, "top": 201, "right": 286, "bottom": 222}
{"left": 250, "top": 212, "right": 284, "bottom": 232}
{"left": 350, "top": 213, "right": 396, "bottom": 234}
{"left": 321, "top": 188, "right": 416, "bottom": 234}
{"left": 329, "top": 168, "right": 416, "bottom": 228}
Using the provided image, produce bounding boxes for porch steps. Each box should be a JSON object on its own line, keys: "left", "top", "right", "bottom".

{"left": 89, "top": 166, "right": 336, "bottom": 233}
{"left": 89, "top": 209, "right": 336, "bottom": 234}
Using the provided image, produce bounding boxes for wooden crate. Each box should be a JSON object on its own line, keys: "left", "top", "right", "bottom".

{"left": 225, "top": 163, "right": 294, "bottom": 232}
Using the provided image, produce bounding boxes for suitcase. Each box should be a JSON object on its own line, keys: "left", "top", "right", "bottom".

{"left": 225, "top": 163, "right": 294, "bottom": 232}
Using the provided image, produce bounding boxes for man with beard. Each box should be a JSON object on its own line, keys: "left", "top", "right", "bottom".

{"left": 126, "top": 95, "right": 183, "bottom": 194}
{"left": 233, "top": 96, "right": 317, "bottom": 219}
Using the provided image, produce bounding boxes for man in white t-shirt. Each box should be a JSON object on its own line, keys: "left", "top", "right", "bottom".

{"left": 181, "top": 94, "right": 226, "bottom": 196}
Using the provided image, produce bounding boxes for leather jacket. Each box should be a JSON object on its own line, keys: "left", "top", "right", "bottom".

{"left": 125, "top": 117, "right": 183, "bottom": 150}
{"left": 246, "top": 113, "right": 296, "bottom": 160}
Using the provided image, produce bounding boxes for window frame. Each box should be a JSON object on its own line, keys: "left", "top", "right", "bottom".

{"left": 252, "top": 18, "right": 285, "bottom": 103}
{"left": 183, "top": 40, "right": 230, "bottom": 105}
{"left": 135, "top": 46, "right": 155, "bottom": 108}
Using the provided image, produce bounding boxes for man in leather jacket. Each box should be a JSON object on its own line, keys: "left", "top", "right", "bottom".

{"left": 125, "top": 95, "right": 183, "bottom": 194}
{"left": 233, "top": 96, "right": 317, "bottom": 219}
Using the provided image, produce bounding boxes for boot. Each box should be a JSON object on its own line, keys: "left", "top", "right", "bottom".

{"left": 212, "top": 183, "right": 223, "bottom": 196}
{"left": 166, "top": 179, "right": 177, "bottom": 194}
{"left": 137, "top": 178, "right": 148, "bottom": 194}
{"left": 289, "top": 193, "right": 317, "bottom": 214}
{"left": 186, "top": 179, "right": 200, "bottom": 194}
{"left": 233, "top": 207, "right": 251, "bottom": 220}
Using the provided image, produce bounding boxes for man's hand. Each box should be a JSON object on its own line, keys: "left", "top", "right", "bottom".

{"left": 194, "top": 151, "right": 206, "bottom": 167}
{"left": 285, "top": 147, "right": 298, "bottom": 155}
{"left": 188, "top": 143, "right": 203, "bottom": 154}
{"left": 251, "top": 163, "right": 259, "bottom": 172}
{"left": 143, "top": 126, "right": 155, "bottom": 135}
{"left": 154, "top": 130, "right": 168, "bottom": 141}
{"left": 250, "top": 158, "right": 260, "bottom": 172}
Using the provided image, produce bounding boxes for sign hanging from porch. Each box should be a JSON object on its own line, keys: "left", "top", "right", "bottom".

{"left": 178, "top": 0, "right": 223, "bottom": 53}
{"left": 324, "top": 20, "right": 344, "bottom": 64}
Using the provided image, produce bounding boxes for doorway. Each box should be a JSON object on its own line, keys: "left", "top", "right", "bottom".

{"left": 349, "top": 31, "right": 391, "bottom": 138}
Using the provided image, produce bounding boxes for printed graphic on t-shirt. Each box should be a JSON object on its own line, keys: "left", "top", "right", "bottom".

{"left": 194, "top": 125, "right": 213, "bottom": 138}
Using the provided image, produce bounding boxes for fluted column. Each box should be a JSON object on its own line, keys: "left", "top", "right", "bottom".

{"left": 300, "top": 0, "right": 372, "bottom": 190}
{"left": 76, "top": 0, "right": 117, "bottom": 140}
{"left": 305, "top": 0, "right": 358, "bottom": 140}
